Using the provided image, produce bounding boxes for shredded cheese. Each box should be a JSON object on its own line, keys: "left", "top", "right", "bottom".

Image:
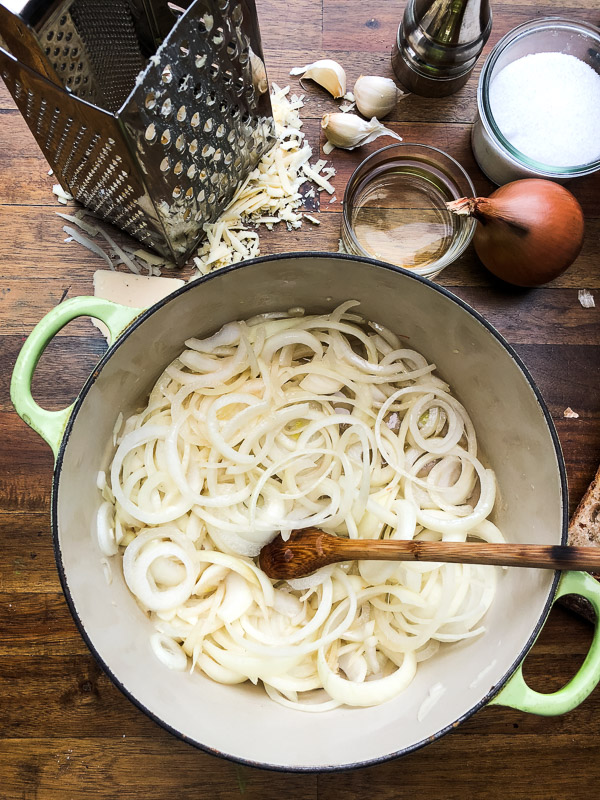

{"left": 191, "top": 84, "right": 336, "bottom": 277}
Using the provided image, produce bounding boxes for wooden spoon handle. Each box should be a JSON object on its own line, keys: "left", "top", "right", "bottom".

{"left": 258, "top": 529, "right": 600, "bottom": 580}
{"left": 332, "top": 539, "right": 600, "bottom": 571}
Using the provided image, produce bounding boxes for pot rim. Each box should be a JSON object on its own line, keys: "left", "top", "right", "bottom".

{"left": 50, "top": 251, "right": 567, "bottom": 772}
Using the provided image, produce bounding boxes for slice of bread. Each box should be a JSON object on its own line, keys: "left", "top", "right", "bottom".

{"left": 560, "top": 464, "right": 600, "bottom": 622}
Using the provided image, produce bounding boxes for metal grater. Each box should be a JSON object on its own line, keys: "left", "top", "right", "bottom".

{"left": 0, "top": 0, "right": 276, "bottom": 265}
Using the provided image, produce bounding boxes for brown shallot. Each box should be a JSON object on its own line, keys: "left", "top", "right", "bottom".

{"left": 447, "top": 179, "right": 584, "bottom": 287}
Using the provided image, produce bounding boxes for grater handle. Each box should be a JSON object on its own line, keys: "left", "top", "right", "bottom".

{"left": 10, "top": 296, "right": 142, "bottom": 458}
{"left": 0, "top": 5, "right": 64, "bottom": 86}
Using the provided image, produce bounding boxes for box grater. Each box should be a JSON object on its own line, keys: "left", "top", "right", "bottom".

{"left": 0, "top": 0, "right": 276, "bottom": 265}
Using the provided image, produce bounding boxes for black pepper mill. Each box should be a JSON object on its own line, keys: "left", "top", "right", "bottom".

{"left": 392, "top": 0, "right": 492, "bottom": 97}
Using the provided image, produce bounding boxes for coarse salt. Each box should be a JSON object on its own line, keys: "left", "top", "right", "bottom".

{"left": 489, "top": 52, "right": 600, "bottom": 167}
{"left": 578, "top": 289, "right": 595, "bottom": 309}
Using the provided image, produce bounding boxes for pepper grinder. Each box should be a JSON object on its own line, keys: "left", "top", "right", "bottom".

{"left": 392, "top": 0, "right": 492, "bottom": 97}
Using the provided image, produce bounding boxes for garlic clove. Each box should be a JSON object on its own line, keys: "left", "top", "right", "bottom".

{"left": 290, "top": 59, "right": 347, "bottom": 99}
{"left": 353, "top": 75, "right": 404, "bottom": 119}
{"left": 321, "top": 113, "right": 403, "bottom": 151}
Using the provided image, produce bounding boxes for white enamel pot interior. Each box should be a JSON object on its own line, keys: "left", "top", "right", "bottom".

{"left": 52, "top": 254, "right": 566, "bottom": 771}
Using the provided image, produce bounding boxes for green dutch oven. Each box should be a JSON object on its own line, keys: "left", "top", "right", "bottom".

{"left": 10, "top": 254, "right": 600, "bottom": 770}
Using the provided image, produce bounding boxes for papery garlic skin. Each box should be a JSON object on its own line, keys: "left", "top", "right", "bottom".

{"left": 353, "top": 75, "right": 403, "bottom": 119}
{"left": 321, "top": 113, "right": 402, "bottom": 151}
{"left": 290, "top": 59, "right": 347, "bottom": 99}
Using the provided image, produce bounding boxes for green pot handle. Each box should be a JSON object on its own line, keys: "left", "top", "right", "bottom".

{"left": 10, "top": 297, "right": 143, "bottom": 459}
{"left": 490, "top": 570, "right": 600, "bottom": 715}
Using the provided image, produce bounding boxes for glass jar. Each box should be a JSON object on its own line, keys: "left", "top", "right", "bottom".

{"left": 341, "top": 143, "right": 475, "bottom": 279}
{"left": 472, "top": 17, "right": 600, "bottom": 185}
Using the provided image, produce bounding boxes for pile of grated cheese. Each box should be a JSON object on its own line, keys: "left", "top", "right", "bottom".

{"left": 191, "top": 83, "right": 336, "bottom": 277}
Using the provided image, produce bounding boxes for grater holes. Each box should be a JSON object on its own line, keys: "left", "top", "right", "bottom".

{"left": 202, "top": 144, "right": 214, "bottom": 158}
{"left": 235, "top": 75, "right": 246, "bottom": 96}
{"left": 195, "top": 53, "right": 207, "bottom": 69}
{"left": 172, "top": 186, "right": 182, "bottom": 199}
{"left": 189, "top": 138, "right": 198, "bottom": 154}
{"left": 47, "top": 31, "right": 54, "bottom": 41}
{"left": 145, "top": 123, "right": 157, "bottom": 142}
{"left": 223, "top": 69, "right": 234, "bottom": 87}
{"left": 224, "top": 152, "right": 233, "bottom": 166}
{"left": 160, "top": 157, "right": 170, "bottom": 172}
{"left": 176, "top": 105, "right": 187, "bottom": 122}
{"left": 196, "top": 189, "right": 205, "bottom": 203}
{"left": 204, "top": 118, "right": 213, "bottom": 133}
{"left": 183, "top": 208, "right": 191, "bottom": 221}
{"left": 185, "top": 187, "right": 194, "bottom": 200}
{"left": 198, "top": 13, "right": 214, "bottom": 34}
{"left": 161, "top": 64, "right": 173, "bottom": 84}
{"left": 208, "top": 192, "right": 216, "bottom": 204}
{"left": 209, "top": 62, "right": 220, "bottom": 79}
{"left": 226, "top": 40, "right": 237, "bottom": 57}
{"left": 179, "top": 40, "right": 190, "bottom": 56}
{"left": 174, "top": 161, "right": 183, "bottom": 175}
{"left": 193, "top": 83, "right": 203, "bottom": 100}
{"left": 145, "top": 92, "right": 156, "bottom": 110}
{"left": 227, "top": 128, "right": 236, "bottom": 143}
{"left": 187, "top": 164, "right": 196, "bottom": 179}
{"left": 206, "top": 92, "right": 216, "bottom": 106}
{"left": 178, "top": 74, "right": 192, "bottom": 92}
{"left": 190, "top": 112, "right": 200, "bottom": 128}
{"left": 214, "top": 148, "right": 222, "bottom": 161}
{"left": 161, "top": 129, "right": 171, "bottom": 146}
{"left": 218, "top": 0, "right": 229, "bottom": 8}
{"left": 176, "top": 134, "right": 186, "bottom": 151}
{"left": 216, "top": 124, "right": 226, "bottom": 138}
{"left": 212, "top": 27, "right": 225, "bottom": 47}
{"left": 56, "top": 31, "right": 64, "bottom": 42}
{"left": 161, "top": 98, "right": 173, "bottom": 117}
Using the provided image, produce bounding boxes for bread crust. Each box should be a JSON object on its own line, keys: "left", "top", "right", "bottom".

{"left": 560, "top": 465, "right": 600, "bottom": 623}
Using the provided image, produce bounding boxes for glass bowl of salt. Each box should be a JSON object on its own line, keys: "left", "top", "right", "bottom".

{"left": 472, "top": 17, "right": 600, "bottom": 185}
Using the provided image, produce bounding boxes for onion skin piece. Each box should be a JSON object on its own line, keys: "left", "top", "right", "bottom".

{"left": 447, "top": 179, "right": 584, "bottom": 287}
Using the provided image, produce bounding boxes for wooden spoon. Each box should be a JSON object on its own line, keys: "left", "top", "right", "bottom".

{"left": 258, "top": 528, "right": 600, "bottom": 580}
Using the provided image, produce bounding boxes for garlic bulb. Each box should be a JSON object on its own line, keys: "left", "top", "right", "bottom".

{"left": 290, "top": 59, "right": 347, "bottom": 99}
{"left": 353, "top": 75, "right": 403, "bottom": 119}
{"left": 321, "top": 113, "right": 402, "bottom": 152}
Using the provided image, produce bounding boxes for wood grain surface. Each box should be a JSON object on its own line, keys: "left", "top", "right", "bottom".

{"left": 1, "top": 0, "right": 599, "bottom": 797}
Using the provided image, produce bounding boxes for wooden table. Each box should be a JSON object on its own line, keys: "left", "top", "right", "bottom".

{"left": 1, "top": 0, "right": 599, "bottom": 797}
